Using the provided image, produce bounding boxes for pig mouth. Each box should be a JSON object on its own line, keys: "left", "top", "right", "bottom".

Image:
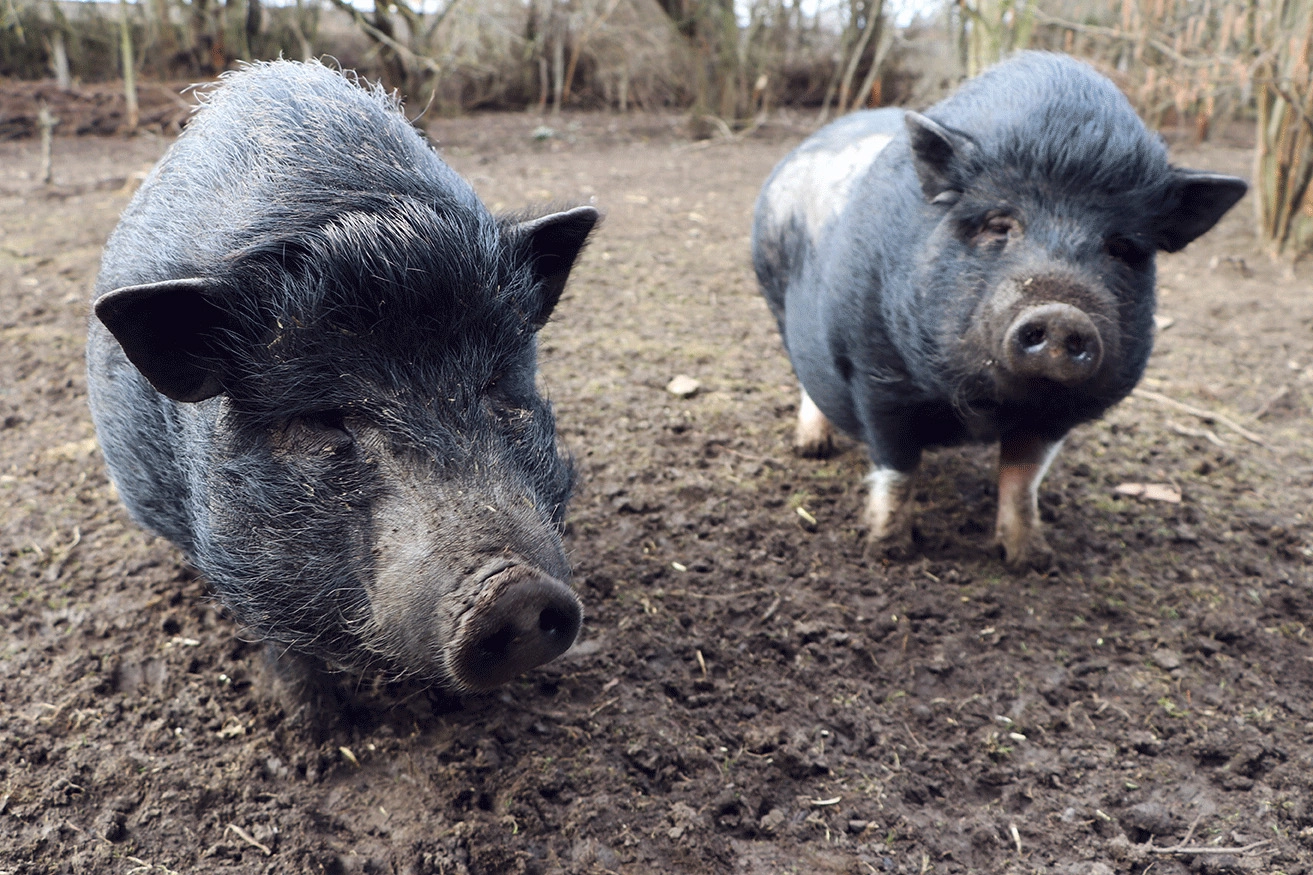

{"left": 448, "top": 560, "right": 583, "bottom": 690}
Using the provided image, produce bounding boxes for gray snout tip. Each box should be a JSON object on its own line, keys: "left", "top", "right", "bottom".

{"left": 452, "top": 566, "right": 583, "bottom": 690}
{"left": 1004, "top": 302, "right": 1103, "bottom": 387}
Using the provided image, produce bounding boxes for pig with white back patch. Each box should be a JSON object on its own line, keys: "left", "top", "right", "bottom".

{"left": 752, "top": 52, "right": 1246, "bottom": 568}
{"left": 87, "top": 61, "right": 598, "bottom": 691}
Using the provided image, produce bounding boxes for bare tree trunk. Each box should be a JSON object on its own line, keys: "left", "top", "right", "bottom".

{"left": 290, "top": 0, "right": 315, "bottom": 61}
{"left": 119, "top": 0, "right": 138, "bottom": 133}
{"left": 538, "top": 54, "right": 550, "bottom": 113}
{"left": 1255, "top": 0, "right": 1313, "bottom": 258}
{"left": 551, "top": 14, "right": 564, "bottom": 116}
{"left": 817, "top": 0, "right": 861, "bottom": 124}
{"left": 48, "top": 29, "right": 70, "bottom": 89}
{"left": 958, "top": 0, "right": 1034, "bottom": 78}
{"left": 837, "top": 0, "right": 880, "bottom": 112}
{"left": 151, "top": 0, "right": 177, "bottom": 70}
{"left": 244, "top": 0, "right": 262, "bottom": 60}
{"left": 849, "top": 5, "right": 892, "bottom": 111}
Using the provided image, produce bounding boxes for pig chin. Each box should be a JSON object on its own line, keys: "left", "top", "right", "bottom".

{"left": 360, "top": 476, "right": 580, "bottom": 690}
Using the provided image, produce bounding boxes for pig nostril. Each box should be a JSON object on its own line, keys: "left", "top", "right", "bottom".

{"left": 1018, "top": 324, "right": 1047, "bottom": 352}
{"left": 539, "top": 603, "right": 575, "bottom": 640}
{"left": 1064, "top": 333, "right": 1090, "bottom": 360}
{"left": 474, "top": 624, "right": 517, "bottom": 661}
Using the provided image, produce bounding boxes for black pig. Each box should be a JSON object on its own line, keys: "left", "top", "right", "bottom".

{"left": 87, "top": 61, "right": 598, "bottom": 690}
{"left": 753, "top": 52, "right": 1246, "bottom": 568}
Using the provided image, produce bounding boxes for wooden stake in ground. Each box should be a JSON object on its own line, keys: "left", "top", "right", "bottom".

{"left": 37, "top": 104, "right": 58, "bottom": 186}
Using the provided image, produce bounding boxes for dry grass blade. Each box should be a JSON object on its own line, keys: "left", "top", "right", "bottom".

{"left": 225, "top": 823, "right": 274, "bottom": 856}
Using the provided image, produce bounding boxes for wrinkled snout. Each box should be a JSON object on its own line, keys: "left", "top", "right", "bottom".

{"left": 1002, "top": 303, "right": 1103, "bottom": 387}
{"left": 450, "top": 564, "right": 583, "bottom": 690}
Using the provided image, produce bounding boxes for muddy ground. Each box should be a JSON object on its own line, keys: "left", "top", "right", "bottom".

{"left": 2, "top": 99, "right": 1313, "bottom": 875}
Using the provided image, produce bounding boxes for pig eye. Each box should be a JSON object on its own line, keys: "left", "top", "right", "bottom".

{"left": 278, "top": 411, "right": 354, "bottom": 455}
{"left": 971, "top": 214, "right": 1019, "bottom": 246}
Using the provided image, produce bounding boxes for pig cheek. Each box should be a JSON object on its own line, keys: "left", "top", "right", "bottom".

{"left": 928, "top": 245, "right": 1012, "bottom": 384}
{"left": 203, "top": 452, "right": 375, "bottom": 641}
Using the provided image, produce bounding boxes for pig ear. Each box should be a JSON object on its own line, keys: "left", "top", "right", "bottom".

{"left": 93, "top": 277, "right": 233, "bottom": 403}
{"left": 905, "top": 111, "right": 977, "bottom": 201}
{"left": 514, "top": 205, "right": 599, "bottom": 326}
{"left": 1150, "top": 170, "right": 1248, "bottom": 253}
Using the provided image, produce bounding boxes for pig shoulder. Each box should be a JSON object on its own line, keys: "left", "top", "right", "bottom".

{"left": 755, "top": 108, "right": 904, "bottom": 247}
{"left": 752, "top": 108, "right": 905, "bottom": 328}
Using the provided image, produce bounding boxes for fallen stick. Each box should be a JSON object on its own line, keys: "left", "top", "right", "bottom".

{"left": 1149, "top": 838, "right": 1270, "bottom": 856}
{"left": 1131, "top": 388, "right": 1269, "bottom": 448}
{"left": 678, "top": 115, "right": 766, "bottom": 152}
{"left": 1167, "top": 421, "right": 1225, "bottom": 447}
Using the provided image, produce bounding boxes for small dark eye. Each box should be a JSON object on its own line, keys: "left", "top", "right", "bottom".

{"left": 277, "top": 411, "right": 354, "bottom": 455}
{"left": 972, "top": 213, "right": 1019, "bottom": 246}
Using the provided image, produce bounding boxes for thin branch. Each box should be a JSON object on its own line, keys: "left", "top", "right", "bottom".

{"left": 1032, "top": 9, "right": 1251, "bottom": 71}
{"left": 421, "top": 0, "right": 464, "bottom": 46}
{"left": 1130, "top": 389, "right": 1270, "bottom": 448}
{"left": 323, "top": 0, "right": 442, "bottom": 75}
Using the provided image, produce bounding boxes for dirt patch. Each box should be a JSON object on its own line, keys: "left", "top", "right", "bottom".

{"left": 2, "top": 106, "right": 1312, "bottom": 874}
{"left": 0, "top": 79, "right": 201, "bottom": 140}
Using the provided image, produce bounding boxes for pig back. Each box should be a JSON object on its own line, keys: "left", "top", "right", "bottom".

{"left": 95, "top": 61, "right": 484, "bottom": 300}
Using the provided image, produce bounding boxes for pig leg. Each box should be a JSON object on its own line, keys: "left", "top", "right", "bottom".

{"left": 794, "top": 387, "right": 836, "bottom": 458}
{"left": 995, "top": 433, "right": 1064, "bottom": 569}
{"left": 863, "top": 466, "right": 917, "bottom": 558}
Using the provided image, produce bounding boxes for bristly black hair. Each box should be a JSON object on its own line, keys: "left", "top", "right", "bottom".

{"left": 930, "top": 52, "right": 1172, "bottom": 200}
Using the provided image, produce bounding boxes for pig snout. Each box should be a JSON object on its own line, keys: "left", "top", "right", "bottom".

{"left": 451, "top": 563, "right": 583, "bottom": 690}
{"left": 1002, "top": 302, "right": 1104, "bottom": 387}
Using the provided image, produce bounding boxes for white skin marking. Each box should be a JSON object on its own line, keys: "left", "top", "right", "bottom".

{"left": 995, "top": 437, "right": 1064, "bottom": 564}
{"left": 766, "top": 134, "right": 893, "bottom": 242}
{"left": 863, "top": 466, "right": 915, "bottom": 543}
{"left": 794, "top": 387, "right": 834, "bottom": 455}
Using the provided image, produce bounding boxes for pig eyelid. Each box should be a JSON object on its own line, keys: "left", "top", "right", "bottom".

{"left": 966, "top": 212, "right": 1020, "bottom": 245}
{"left": 299, "top": 409, "right": 347, "bottom": 429}
{"left": 292, "top": 410, "right": 354, "bottom": 442}
{"left": 270, "top": 410, "right": 355, "bottom": 456}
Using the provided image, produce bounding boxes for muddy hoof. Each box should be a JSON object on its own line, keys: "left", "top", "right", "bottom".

{"left": 259, "top": 646, "right": 356, "bottom": 739}
{"left": 794, "top": 434, "right": 836, "bottom": 459}
{"left": 1000, "top": 533, "right": 1054, "bottom": 571}
{"left": 864, "top": 528, "right": 915, "bottom": 562}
